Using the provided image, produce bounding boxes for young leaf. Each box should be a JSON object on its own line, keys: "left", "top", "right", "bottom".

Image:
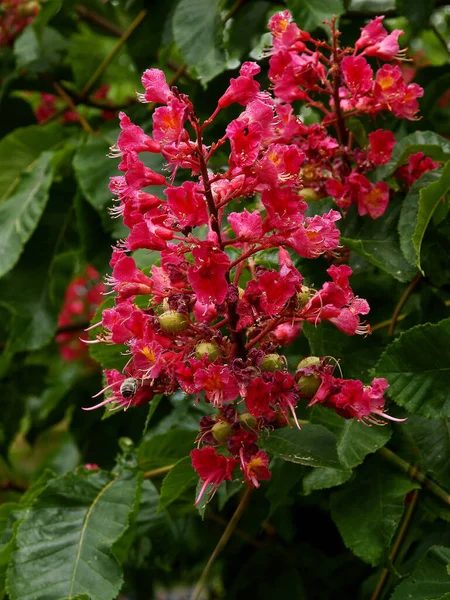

{"left": 158, "top": 456, "right": 197, "bottom": 510}
{"left": 375, "top": 318, "right": 450, "bottom": 418}
{"left": 7, "top": 470, "right": 140, "bottom": 600}
{"left": 172, "top": 0, "right": 226, "bottom": 85}
{"left": 331, "top": 455, "right": 419, "bottom": 566}
{"left": 261, "top": 424, "right": 341, "bottom": 469}
{"left": 0, "top": 152, "right": 54, "bottom": 278}
{"left": 399, "top": 162, "right": 450, "bottom": 270}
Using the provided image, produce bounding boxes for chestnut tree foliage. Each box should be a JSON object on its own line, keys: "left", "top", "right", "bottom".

{"left": 1, "top": 1, "right": 450, "bottom": 599}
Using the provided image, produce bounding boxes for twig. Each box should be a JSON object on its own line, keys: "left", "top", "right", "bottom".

{"left": 379, "top": 447, "right": 450, "bottom": 506}
{"left": 143, "top": 464, "right": 174, "bottom": 479}
{"left": 431, "top": 24, "right": 450, "bottom": 57}
{"left": 52, "top": 81, "right": 94, "bottom": 134}
{"left": 388, "top": 273, "right": 422, "bottom": 337}
{"left": 207, "top": 512, "right": 265, "bottom": 549}
{"left": 81, "top": 9, "right": 148, "bottom": 98}
{"left": 370, "top": 489, "right": 419, "bottom": 600}
{"left": 75, "top": 5, "right": 124, "bottom": 37}
{"left": 191, "top": 487, "right": 253, "bottom": 600}
{"left": 371, "top": 313, "right": 407, "bottom": 333}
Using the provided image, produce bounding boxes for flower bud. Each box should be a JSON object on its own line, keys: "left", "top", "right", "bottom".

{"left": 260, "top": 353, "right": 284, "bottom": 372}
{"left": 300, "top": 188, "right": 319, "bottom": 202}
{"left": 195, "top": 341, "right": 221, "bottom": 361}
{"left": 18, "top": 1, "right": 40, "bottom": 17}
{"left": 297, "top": 356, "right": 321, "bottom": 397}
{"left": 297, "top": 285, "right": 312, "bottom": 308}
{"left": 211, "top": 422, "right": 233, "bottom": 445}
{"left": 239, "top": 412, "right": 256, "bottom": 430}
{"left": 159, "top": 310, "right": 189, "bottom": 333}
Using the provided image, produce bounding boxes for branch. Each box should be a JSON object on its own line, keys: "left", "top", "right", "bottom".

{"left": 52, "top": 81, "right": 94, "bottom": 134}
{"left": 80, "top": 9, "right": 148, "bottom": 98}
{"left": 370, "top": 489, "right": 419, "bottom": 600}
{"left": 379, "top": 447, "right": 450, "bottom": 506}
{"left": 75, "top": 5, "right": 123, "bottom": 37}
{"left": 191, "top": 487, "right": 253, "bottom": 600}
{"left": 388, "top": 273, "right": 422, "bottom": 337}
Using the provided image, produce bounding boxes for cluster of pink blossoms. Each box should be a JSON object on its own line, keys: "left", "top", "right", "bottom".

{"left": 88, "top": 13, "right": 414, "bottom": 504}
{"left": 266, "top": 12, "right": 436, "bottom": 218}
{"left": 0, "top": 0, "right": 39, "bottom": 46}
{"left": 57, "top": 266, "right": 105, "bottom": 362}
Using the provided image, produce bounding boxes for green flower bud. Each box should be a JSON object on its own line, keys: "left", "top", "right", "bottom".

{"left": 297, "top": 356, "right": 321, "bottom": 370}
{"left": 260, "top": 353, "right": 284, "bottom": 372}
{"left": 211, "top": 422, "right": 233, "bottom": 445}
{"left": 195, "top": 341, "right": 221, "bottom": 361}
{"left": 297, "top": 285, "right": 312, "bottom": 308}
{"left": 239, "top": 413, "right": 257, "bottom": 430}
{"left": 300, "top": 188, "right": 320, "bottom": 202}
{"left": 158, "top": 310, "right": 189, "bottom": 333}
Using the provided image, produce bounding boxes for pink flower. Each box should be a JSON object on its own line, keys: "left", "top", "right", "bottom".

{"left": 342, "top": 56, "right": 373, "bottom": 96}
{"left": 152, "top": 97, "right": 188, "bottom": 145}
{"left": 194, "top": 365, "right": 240, "bottom": 407}
{"left": 139, "top": 68, "right": 172, "bottom": 104}
{"left": 397, "top": 152, "right": 440, "bottom": 186}
{"left": 358, "top": 180, "right": 390, "bottom": 219}
{"left": 365, "top": 29, "right": 403, "bottom": 61}
{"left": 165, "top": 181, "right": 208, "bottom": 228}
{"left": 354, "top": 16, "right": 387, "bottom": 52}
{"left": 218, "top": 62, "right": 261, "bottom": 109}
{"left": 240, "top": 450, "right": 271, "bottom": 487}
{"left": 368, "top": 129, "right": 396, "bottom": 165}
{"left": 228, "top": 209, "right": 263, "bottom": 241}
{"left": 191, "top": 447, "right": 238, "bottom": 505}
{"left": 187, "top": 236, "right": 231, "bottom": 305}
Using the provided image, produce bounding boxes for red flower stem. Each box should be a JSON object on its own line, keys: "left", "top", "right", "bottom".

{"left": 212, "top": 317, "right": 230, "bottom": 330}
{"left": 229, "top": 245, "right": 266, "bottom": 268}
{"left": 388, "top": 273, "right": 422, "bottom": 336}
{"left": 191, "top": 487, "right": 253, "bottom": 600}
{"left": 245, "top": 316, "right": 284, "bottom": 350}
{"left": 330, "top": 17, "right": 349, "bottom": 149}
{"left": 369, "top": 489, "right": 419, "bottom": 600}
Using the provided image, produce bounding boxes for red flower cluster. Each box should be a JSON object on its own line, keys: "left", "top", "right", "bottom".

{"left": 0, "top": 0, "right": 39, "bottom": 46}
{"left": 56, "top": 266, "right": 105, "bottom": 362}
{"left": 34, "top": 86, "right": 117, "bottom": 124}
{"left": 267, "top": 12, "right": 427, "bottom": 218}
{"left": 89, "top": 13, "right": 412, "bottom": 502}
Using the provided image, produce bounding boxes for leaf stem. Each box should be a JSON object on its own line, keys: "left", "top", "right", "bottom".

{"left": 371, "top": 313, "right": 407, "bottom": 333}
{"left": 191, "top": 487, "right": 253, "bottom": 600}
{"left": 52, "top": 82, "right": 94, "bottom": 134}
{"left": 379, "top": 447, "right": 450, "bottom": 506}
{"left": 143, "top": 465, "right": 174, "bottom": 479}
{"left": 75, "top": 5, "right": 124, "bottom": 37}
{"left": 369, "top": 488, "right": 419, "bottom": 600}
{"left": 388, "top": 273, "right": 422, "bottom": 337}
{"left": 80, "top": 9, "right": 147, "bottom": 98}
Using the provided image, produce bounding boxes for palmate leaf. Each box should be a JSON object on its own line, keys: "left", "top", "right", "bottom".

{"left": 287, "top": 0, "right": 344, "bottom": 31}
{"left": 375, "top": 318, "right": 450, "bottom": 418}
{"left": 7, "top": 470, "right": 140, "bottom": 600}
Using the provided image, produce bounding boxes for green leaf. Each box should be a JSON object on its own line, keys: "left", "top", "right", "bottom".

{"left": 375, "top": 131, "right": 450, "bottom": 181}
{"left": 261, "top": 424, "right": 341, "bottom": 468}
{"left": 287, "top": 0, "right": 344, "bottom": 31}
{"left": 0, "top": 124, "right": 65, "bottom": 202}
{"left": 142, "top": 395, "right": 163, "bottom": 437}
{"left": 73, "top": 134, "right": 118, "bottom": 214}
{"left": 138, "top": 429, "right": 195, "bottom": 471}
{"left": 0, "top": 152, "right": 54, "bottom": 279}
{"left": 399, "top": 163, "right": 450, "bottom": 270}
{"left": 375, "top": 318, "right": 450, "bottom": 418}
{"left": 331, "top": 455, "right": 419, "bottom": 565}
{"left": 172, "top": 0, "right": 226, "bottom": 85}
{"left": 14, "top": 26, "right": 67, "bottom": 72}
{"left": 265, "top": 460, "right": 304, "bottom": 515}
{"left": 227, "top": 1, "right": 271, "bottom": 62}
{"left": 341, "top": 203, "right": 418, "bottom": 283}
{"left": 390, "top": 545, "right": 450, "bottom": 600}
{"left": 303, "top": 466, "right": 352, "bottom": 494}
{"left": 310, "top": 405, "right": 392, "bottom": 469}
{"left": 7, "top": 470, "right": 140, "bottom": 600}
{"left": 403, "top": 416, "right": 450, "bottom": 490}
{"left": 158, "top": 456, "right": 197, "bottom": 510}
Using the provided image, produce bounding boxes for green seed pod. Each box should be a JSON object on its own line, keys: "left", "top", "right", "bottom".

{"left": 300, "top": 188, "right": 320, "bottom": 202}
{"left": 211, "top": 422, "right": 233, "bottom": 445}
{"left": 158, "top": 310, "right": 189, "bottom": 333}
{"left": 298, "top": 374, "right": 321, "bottom": 398}
{"left": 239, "top": 412, "right": 257, "bottom": 430}
{"left": 260, "top": 353, "right": 284, "bottom": 372}
{"left": 195, "top": 341, "right": 221, "bottom": 361}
